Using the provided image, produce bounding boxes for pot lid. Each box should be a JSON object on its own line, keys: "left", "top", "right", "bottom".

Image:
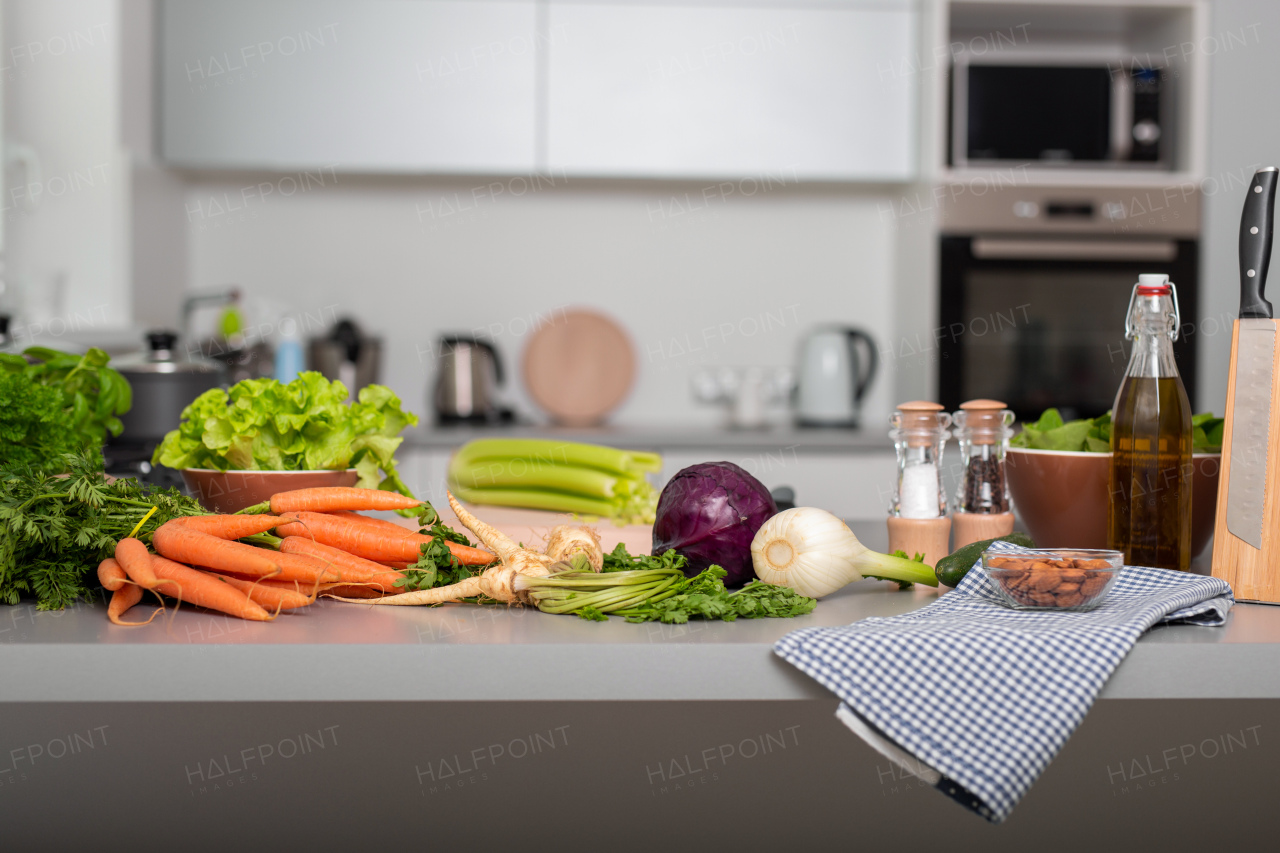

{"left": 114, "top": 330, "right": 224, "bottom": 375}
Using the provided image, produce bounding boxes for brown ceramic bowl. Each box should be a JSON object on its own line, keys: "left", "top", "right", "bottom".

{"left": 1004, "top": 448, "right": 1220, "bottom": 557}
{"left": 180, "top": 468, "right": 359, "bottom": 513}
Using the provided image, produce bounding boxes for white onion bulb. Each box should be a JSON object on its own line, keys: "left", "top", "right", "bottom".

{"left": 751, "top": 506, "right": 937, "bottom": 598}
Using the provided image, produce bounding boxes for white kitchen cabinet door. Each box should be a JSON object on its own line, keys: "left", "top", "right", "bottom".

{"left": 160, "top": 0, "right": 537, "bottom": 172}
{"left": 547, "top": 2, "right": 917, "bottom": 181}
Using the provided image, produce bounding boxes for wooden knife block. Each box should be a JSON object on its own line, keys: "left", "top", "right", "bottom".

{"left": 1212, "top": 317, "right": 1280, "bottom": 603}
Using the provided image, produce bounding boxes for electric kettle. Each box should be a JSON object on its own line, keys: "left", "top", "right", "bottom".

{"left": 433, "top": 335, "right": 507, "bottom": 424}
{"left": 795, "top": 327, "right": 879, "bottom": 427}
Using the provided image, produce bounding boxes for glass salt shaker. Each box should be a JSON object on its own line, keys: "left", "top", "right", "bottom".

{"left": 889, "top": 402, "right": 951, "bottom": 519}
{"left": 951, "top": 399, "right": 1015, "bottom": 550}
{"left": 887, "top": 402, "right": 953, "bottom": 568}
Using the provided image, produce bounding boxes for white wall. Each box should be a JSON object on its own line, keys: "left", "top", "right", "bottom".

{"left": 182, "top": 172, "right": 902, "bottom": 428}
{"left": 1201, "top": 0, "right": 1280, "bottom": 415}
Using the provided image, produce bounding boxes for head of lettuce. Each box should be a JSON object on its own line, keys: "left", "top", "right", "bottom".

{"left": 152, "top": 372, "right": 418, "bottom": 499}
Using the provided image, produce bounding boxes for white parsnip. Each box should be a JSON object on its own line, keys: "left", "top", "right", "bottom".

{"left": 545, "top": 525, "right": 603, "bottom": 572}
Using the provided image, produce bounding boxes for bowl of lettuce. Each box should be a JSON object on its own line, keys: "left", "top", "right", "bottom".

{"left": 1006, "top": 408, "right": 1220, "bottom": 556}
{"left": 154, "top": 372, "right": 418, "bottom": 512}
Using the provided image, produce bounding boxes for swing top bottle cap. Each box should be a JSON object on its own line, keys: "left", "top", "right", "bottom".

{"left": 1137, "top": 273, "right": 1171, "bottom": 295}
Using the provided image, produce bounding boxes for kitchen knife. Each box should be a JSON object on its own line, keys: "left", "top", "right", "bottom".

{"left": 1225, "top": 166, "right": 1278, "bottom": 549}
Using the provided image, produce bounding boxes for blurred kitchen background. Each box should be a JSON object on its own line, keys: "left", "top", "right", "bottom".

{"left": 1, "top": 0, "right": 1277, "bottom": 515}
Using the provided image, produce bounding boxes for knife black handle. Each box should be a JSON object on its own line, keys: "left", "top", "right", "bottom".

{"left": 1240, "top": 167, "right": 1278, "bottom": 319}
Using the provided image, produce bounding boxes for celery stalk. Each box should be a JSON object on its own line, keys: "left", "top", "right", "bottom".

{"left": 449, "top": 484, "right": 618, "bottom": 517}
{"left": 448, "top": 456, "right": 641, "bottom": 498}
{"left": 452, "top": 439, "right": 661, "bottom": 477}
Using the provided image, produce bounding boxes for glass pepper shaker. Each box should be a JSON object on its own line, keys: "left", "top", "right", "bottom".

{"left": 951, "top": 399, "right": 1016, "bottom": 550}
{"left": 887, "top": 401, "right": 953, "bottom": 568}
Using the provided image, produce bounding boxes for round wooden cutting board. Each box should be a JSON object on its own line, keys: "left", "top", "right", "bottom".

{"left": 522, "top": 309, "right": 635, "bottom": 425}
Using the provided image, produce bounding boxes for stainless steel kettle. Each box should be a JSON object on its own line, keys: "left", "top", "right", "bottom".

{"left": 433, "top": 335, "right": 506, "bottom": 424}
{"left": 795, "top": 327, "right": 879, "bottom": 427}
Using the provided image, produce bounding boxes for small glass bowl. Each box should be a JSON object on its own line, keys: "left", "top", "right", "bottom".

{"left": 980, "top": 548, "right": 1123, "bottom": 612}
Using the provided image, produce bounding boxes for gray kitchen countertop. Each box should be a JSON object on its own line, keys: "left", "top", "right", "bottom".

{"left": 401, "top": 423, "right": 895, "bottom": 453}
{"left": 1, "top": 522, "right": 1271, "bottom": 705}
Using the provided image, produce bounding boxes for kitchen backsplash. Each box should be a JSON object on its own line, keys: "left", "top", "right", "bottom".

{"left": 179, "top": 175, "right": 905, "bottom": 429}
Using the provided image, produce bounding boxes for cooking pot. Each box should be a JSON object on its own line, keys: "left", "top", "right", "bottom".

{"left": 113, "top": 330, "right": 225, "bottom": 443}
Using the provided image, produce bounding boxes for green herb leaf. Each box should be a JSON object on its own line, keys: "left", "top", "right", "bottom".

{"left": 601, "top": 542, "right": 688, "bottom": 573}
{"left": 0, "top": 451, "right": 206, "bottom": 609}
{"left": 394, "top": 515, "right": 492, "bottom": 592}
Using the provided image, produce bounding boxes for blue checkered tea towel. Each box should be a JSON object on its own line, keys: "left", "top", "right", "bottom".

{"left": 774, "top": 541, "right": 1234, "bottom": 823}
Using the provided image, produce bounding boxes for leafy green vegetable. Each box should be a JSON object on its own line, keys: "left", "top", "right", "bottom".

{"left": 152, "top": 372, "right": 419, "bottom": 498}
{"left": 394, "top": 509, "right": 493, "bottom": 593}
{"left": 522, "top": 543, "right": 816, "bottom": 623}
{"left": 600, "top": 541, "right": 688, "bottom": 573}
{"left": 1011, "top": 407, "right": 1222, "bottom": 453}
{"left": 0, "top": 347, "right": 132, "bottom": 470}
{"left": 615, "top": 566, "right": 818, "bottom": 624}
{"left": 1191, "top": 412, "right": 1225, "bottom": 453}
{"left": 0, "top": 451, "right": 205, "bottom": 609}
{"left": 0, "top": 374, "right": 83, "bottom": 469}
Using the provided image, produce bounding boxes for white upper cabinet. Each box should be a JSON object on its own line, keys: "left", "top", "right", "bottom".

{"left": 546, "top": 1, "right": 918, "bottom": 181}
{"left": 159, "top": 0, "right": 538, "bottom": 173}
{"left": 158, "top": 0, "right": 918, "bottom": 181}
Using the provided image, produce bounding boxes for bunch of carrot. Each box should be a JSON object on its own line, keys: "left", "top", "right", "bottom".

{"left": 100, "top": 487, "right": 496, "bottom": 624}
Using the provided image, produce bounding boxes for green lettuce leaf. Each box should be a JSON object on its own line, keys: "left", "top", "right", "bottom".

{"left": 152, "top": 372, "right": 420, "bottom": 498}
{"left": 1011, "top": 407, "right": 1223, "bottom": 453}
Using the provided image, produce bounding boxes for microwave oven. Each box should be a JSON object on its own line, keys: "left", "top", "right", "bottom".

{"left": 951, "top": 58, "right": 1167, "bottom": 168}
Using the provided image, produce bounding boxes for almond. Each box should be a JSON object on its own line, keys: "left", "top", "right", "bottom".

{"left": 1081, "top": 575, "right": 1109, "bottom": 597}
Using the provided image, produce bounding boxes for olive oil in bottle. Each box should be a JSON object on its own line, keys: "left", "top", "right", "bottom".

{"left": 1108, "top": 276, "right": 1192, "bottom": 571}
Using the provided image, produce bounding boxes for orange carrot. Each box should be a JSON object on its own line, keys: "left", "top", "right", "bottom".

{"left": 279, "top": 537, "right": 407, "bottom": 592}
{"left": 269, "top": 487, "right": 422, "bottom": 514}
{"left": 98, "top": 557, "right": 127, "bottom": 591}
{"left": 196, "top": 553, "right": 340, "bottom": 585}
{"left": 172, "top": 514, "right": 284, "bottom": 538}
{"left": 380, "top": 561, "right": 413, "bottom": 571}
{"left": 275, "top": 511, "right": 494, "bottom": 566}
{"left": 115, "top": 537, "right": 159, "bottom": 589}
{"left": 318, "top": 583, "right": 386, "bottom": 599}
{"left": 153, "top": 521, "right": 285, "bottom": 578}
{"left": 328, "top": 510, "right": 415, "bottom": 536}
{"left": 215, "top": 575, "right": 314, "bottom": 611}
{"left": 107, "top": 584, "right": 148, "bottom": 625}
{"left": 99, "top": 557, "right": 162, "bottom": 626}
{"left": 149, "top": 555, "right": 272, "bottom": 621}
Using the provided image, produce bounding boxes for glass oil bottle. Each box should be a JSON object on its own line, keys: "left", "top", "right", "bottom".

{"left": 1108, "top": 275, "right": 1192, "bottom": 571}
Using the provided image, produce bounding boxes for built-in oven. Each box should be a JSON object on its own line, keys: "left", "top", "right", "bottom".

{"left": 937, "top": 186, "right": 1200, "bottom": 423}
